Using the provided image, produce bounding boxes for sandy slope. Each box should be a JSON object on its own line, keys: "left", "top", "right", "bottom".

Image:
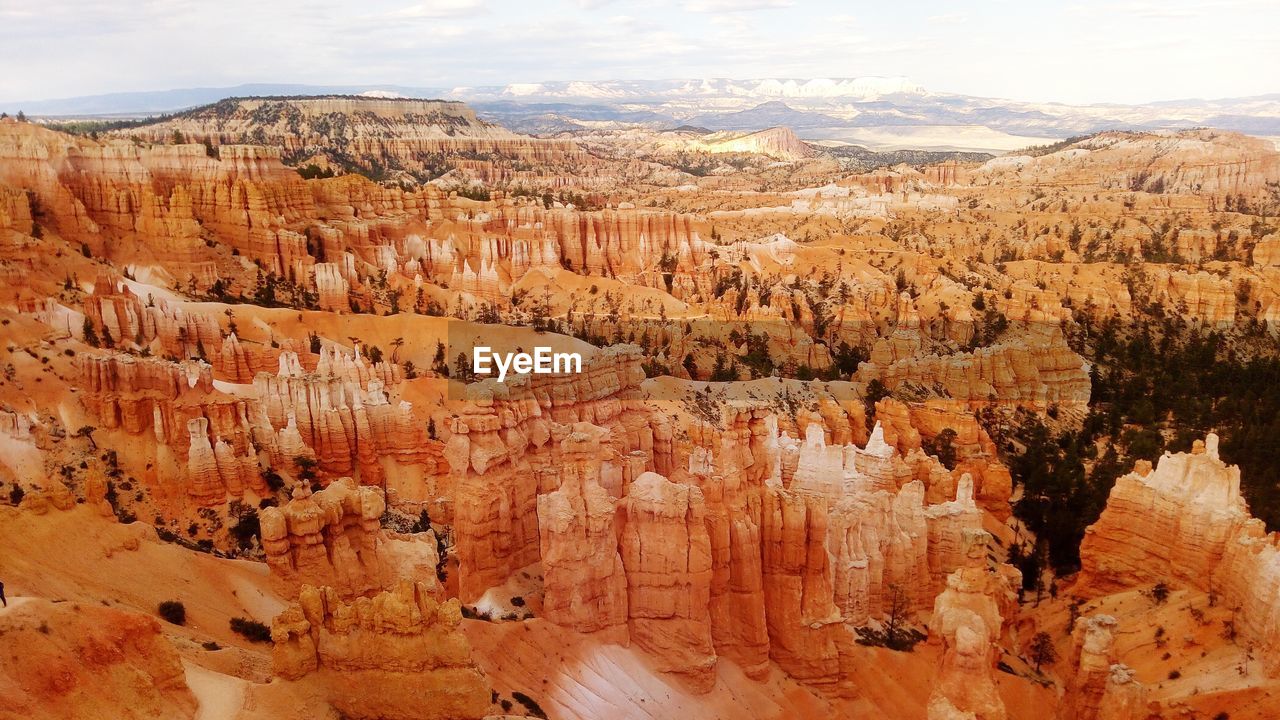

{"left": 1023, "top": 584, "right": 1280, "bottom": 719}
{"left": 464, "top": 613, "right": 1053, "bottom": 720}
{"left": 186, "top": 661, "right": 247, "bottom": 720}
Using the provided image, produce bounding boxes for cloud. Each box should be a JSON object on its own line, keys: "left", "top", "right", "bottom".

{"left": 385, "top": 0, "right": 485, "bottom": 19}
{"left": 1065, "top": 1, "right": 1198, "bottom": 20}
{"left": 683, "top": 0, "right": 791, "bottom": 13}
{"left": 0, "top": 0, "right": 1276, "bottom": 105}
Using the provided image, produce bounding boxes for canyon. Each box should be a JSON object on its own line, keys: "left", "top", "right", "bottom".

{"left": 0, "top": 91, "right": 1279, "bottom": 720}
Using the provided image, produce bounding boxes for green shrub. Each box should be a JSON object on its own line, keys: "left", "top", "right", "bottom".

{"left": 157, "top": 600, "right": 186, "bottom": 625}
{"left": 511, "top": 691, "right": 547, "bottom": 719}
{"left": 230, "top": 617, "right": 272, "bottom": 643}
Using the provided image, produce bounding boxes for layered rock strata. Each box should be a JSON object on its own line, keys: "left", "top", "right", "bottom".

{"left": 617, "top": 471, "right": 717, "bottom": 691}
{"left": 271, "top": 581, "right": 489, "bottom": 720}
{"left": 1058, "top": 615, "right": 1149, "bottom": 720}
{"left": 1078, "top": 434, "right": 1280, "bottom": 676}
{"left": 927, "top": 530, "right": 1017, "bottom": 720}
{"left": 448, "top": 346, "right": 653, "bottom": 602}
{"left": 260, "top": 478, "right": 440, "bottom": 599}
{"left": 535, "top": 425, "right": 628, "bottom": 637}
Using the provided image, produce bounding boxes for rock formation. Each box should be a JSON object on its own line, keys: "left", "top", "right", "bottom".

{"left": 686, "top": 407, "right": 772, "bottom": 678}
{"left": 254, "top": 346, "right": 427, "bottom": 484}
{"left": 1079, "top": 433, "right": 1280, "bottom": 676}
{"left": 858, "top": 329, "right": 1090, "bottom": 411}
{"left": 536, "top": 426, "right": 628, "bottom": 638}
{"left": 927, "top": 530, "right": 1015, "bottom": 720}
{"left": 760, "top": 485, "right": 857, "bottom": 695}
{"left": 272, "top": 581, "right": 489, "bottom": 720}
{"left": 1078, "top": 436, "right": 1247, "bottom": 592}
{"left": 448, "top": 346, "right": 652, "bottom": 602}
{"left": 8, "top": 94, "right": 1280, "bottom": 720}
{"left": 617, "top": 471, "right": 717, "bottom": 691}
{"left": 76, "top": 353, "right": 215, "bottom": 438}
{"left": 184, "top": 416, "right": 262, "bottom": 505}
{"left": 1058, "top": 615, "right": 1149, "bottom": 720}
{"left": 260, "top": 478, "right": 440, "bottom": 599}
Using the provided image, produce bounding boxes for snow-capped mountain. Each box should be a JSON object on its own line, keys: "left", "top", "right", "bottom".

{"left": 6, "top": 78, "right": 1277, "bottom": 154}
{"left": 448, "top": 77, "right": 926, "bottom": 103}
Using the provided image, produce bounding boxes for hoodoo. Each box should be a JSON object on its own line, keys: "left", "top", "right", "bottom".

{"left": 3, "top": 15, "right": 1280, "bottom": 718}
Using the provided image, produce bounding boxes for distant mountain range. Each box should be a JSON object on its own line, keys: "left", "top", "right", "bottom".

{"left": 7, "top": 78, "right": 1279, "bottom": 154}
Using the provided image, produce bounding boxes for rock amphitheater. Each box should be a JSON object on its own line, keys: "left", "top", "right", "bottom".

{"left": 0, "top": 96, "right": 1278, "bottom": 720}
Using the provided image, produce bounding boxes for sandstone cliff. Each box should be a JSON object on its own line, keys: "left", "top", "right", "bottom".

{"left": 447, "top": 346, "right": 652, "bottom": 602}
{"left": 122, "top": 96, "right": 589, "bottom": 185}
{"left": 535, "top": 425, "right": 628, "bottom": 637}
{"left": 617, "top": 471, "right": 717, "bottom": 691}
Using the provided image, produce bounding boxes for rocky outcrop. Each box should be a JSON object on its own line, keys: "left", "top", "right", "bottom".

{"left": 875, "top": 397, "right": 1013, "bottom": 515}
{"left": 314, "top": 263, "right": 350, "bottom": 312}
{"left": 617, "top": 471, "right": 717, "bottom": 691}
{"left": 927, "top": 530, "right": 1014, "bottom": 720}
{"left": 260, "top": 478, "right": 440, "bottom": 599}
{"left": 1252, "top": 233, "right": 1280, "bottom": 266}
{"left": 254, "top": 347, "right": 428, "bottom": 484}
{"left": 760, "top": 485, "right": 856, "bottom": 695}
{"left": 924, "top": 474, "right": 985, "bottom": 597}
{"left": 77, "top": 351, "right": 278, "bottom": 505}
{"left": 271, "top": 581, "right": 489, "bottom": 720}
{"left": 685, "top": 407, "right": 773, "bottom": 678}
{"left": 448, "top": 346, "right": 652, "bottom": 602}
{"left": 1079, "top": 434, "right": 1280, "bottom": 676}
{"left": 0, "top": 122, "right": 315, "bottom": 274}
{"left": 535, "top": 425, "right": 628, "bottom": 638}
{"left": 1078, "top": 434, "right": 1246, "bottom": 592}
{"left": 84, "top": 271, "right": 146, "bottom": 346}
{"left": 16, "top": 480, "right": 78, "bottom": 515}
{"left": 184, "top": 416, "right": 261, "bottom": 505}
{"left": 857, "top": 329, "right": 1090, "bottom": 411}
{"left": 1215, "top": 516, "right": 1280, "bottom": 677}
{"left": 76, "top": 353, "right": 215, "bottom": 438}
{"left": 1058, "top": 615, "right": 1149, "bottom": 720}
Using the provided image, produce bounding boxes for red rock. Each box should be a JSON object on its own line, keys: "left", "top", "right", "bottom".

{"left": 927, "top": 530, "right": 1016, "bottom": 720}
{"left": 272, "top": 581, "right": 489, "bottom": 720}
{"left": 617, "top": 471, "right": 717, "bottom": 691}
{"left": 259, "top": 478, "right": 440, "bottom": 600}
{"left": 536, "top": 425, "right": 628, "bottom": 638}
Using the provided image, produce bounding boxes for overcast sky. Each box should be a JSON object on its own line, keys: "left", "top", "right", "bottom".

{"left": 1, "top": 0, "right": 1275, "bottom": 105}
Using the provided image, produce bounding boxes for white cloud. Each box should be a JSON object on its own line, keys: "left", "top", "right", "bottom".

{"left": 386, "top": 0, "right": 485, "bottom": 19}
{"left": 0, "top": 0, "right": 1275, "bottom": 105}
{"left": 683, "top": 0, "right": 791, "bottom": 13}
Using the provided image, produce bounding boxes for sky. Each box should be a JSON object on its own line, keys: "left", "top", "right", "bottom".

{"left": 0, "top": 0, "right": 1276, "bottom": 105}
